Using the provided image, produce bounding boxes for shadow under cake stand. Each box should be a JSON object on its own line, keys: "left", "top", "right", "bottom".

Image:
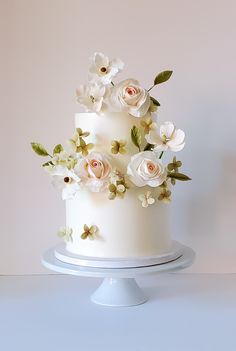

{"left": 42, "top": 241, "right": 195, "bottom": 307}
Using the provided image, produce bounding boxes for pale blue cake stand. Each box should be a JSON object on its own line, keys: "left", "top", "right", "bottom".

{"left": 42, "top": 243, "right": 195, "bottom": 307}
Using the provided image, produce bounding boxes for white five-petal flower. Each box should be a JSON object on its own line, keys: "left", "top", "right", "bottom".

{"left": 138, "top": 191, "right": 155, "bottom": 208}
{"left": 145, "top": 121, "right": 185, "bottom": 152}
{"left": 49, "top": 165, "right": 81, "bottom": 200}
{"left": 51, "top": 150, "right": 80, "bottom": 169}
{"left": 76, "top": 84, "right": 106, "bottom": 113}
{"left": 89, "top": 52, "right": 124, "bottom": 85}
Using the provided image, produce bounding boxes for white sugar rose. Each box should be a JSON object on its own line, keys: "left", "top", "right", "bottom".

{"left": 127, "top": 151, "right": 167, "bottom": 187}
{"left": 75, "top": 152, "right": 112, "bottom": 192}
{"left": 109, "top": 79, "right": 151, "bottom": 117}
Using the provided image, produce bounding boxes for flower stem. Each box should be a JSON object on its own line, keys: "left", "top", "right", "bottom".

{"left": 111, "top": 81, "right": 115, "bottom": 86}
{"left": 159, "top": 151, "right": 164, "bottom": 159}
{"left": 147, "top": 85, "right": 155, "bottom": 92}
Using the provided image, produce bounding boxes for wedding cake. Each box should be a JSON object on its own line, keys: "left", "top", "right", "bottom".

{"left": 31, "top": 52, "right": 190, "bottom": 263}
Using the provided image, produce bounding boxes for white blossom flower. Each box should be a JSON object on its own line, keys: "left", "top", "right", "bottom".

{"left": 51, "top": 150, "right": 80, "bottom": 169}
{"left": 127, "top": 151, "right": 167, "bottom": 187}
{"left": 89, "top": 52, "right": 124, "bottom": 85}
{"left": 75, "top": 152, "right": 112, "bottom": 192}
{"left": 109, "top": 79, "right": 150, "bottom": 117}
{"left": 57, "top": 227, "right": 73, "bottom": 242}
{"left": 146, "top": 121, "right": 185, "bottom": 152}
{"left": 76, "top": 83, "right": 106, "bottom": 112}
{"left": 49, "top": 165, "right": 81, "bottom": 200}
{"left": 138, "top": 191, "right": 155, "bottom": 208}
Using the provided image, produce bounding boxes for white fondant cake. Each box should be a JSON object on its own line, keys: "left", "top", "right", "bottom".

{"left": 31, "top": 52, "right": 190, "bottom": 263}
{"left": 65, "top": 112, "right": 171, "bottom": 258}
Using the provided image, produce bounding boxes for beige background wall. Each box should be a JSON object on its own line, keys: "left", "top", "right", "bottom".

{"left": 1, "top": 0, "right": 236, "bottom": 274}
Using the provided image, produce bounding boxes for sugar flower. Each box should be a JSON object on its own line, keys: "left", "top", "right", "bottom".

{"left": 51, "top": 150, "right": 79, "bottom": 169}
{"left": 111, "top": 139, "right": 127, "bottom": 154}
{"left": 49, "top": 165, "right": 81, "bottom": 200}
{"left": 68, "top": 128, "right": 94, "bottom": 156}
{"left": 108, "top": 183, "right": 126, "bottom": 200}
{"left": 158, "top": 188, "right": 171, "bottom": 204}
{"left": 76, "top": 83, "right": 106, "bottom": 112}
{"left": 57, "top": 227, "right": 73, "bottom": 242}
{"left": 109, "top": 79, "right": 151, "bottom": 118}
{"left": 146, "top": 121, "right": 185, "bottom": 152}
{"left": 127, "top": 151, "right": 167, "bottom": 187}
{"left": 81, "top": 224, "right": 98, "bottom": 240}
{"left": 75, "top": 152, "right": 112, "bottom": 192}
{"left": 140, "top": 117, "right": 157, "bottom": 134}
{"left": 89, "top": 52, "right": 124, "bottom": 85}
{"left": 138, "top": 191, "right": 155, "bottom": 208}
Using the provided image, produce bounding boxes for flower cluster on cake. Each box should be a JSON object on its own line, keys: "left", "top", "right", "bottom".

{"left": 31, "top": 53, "right": 191, "bottom": 259}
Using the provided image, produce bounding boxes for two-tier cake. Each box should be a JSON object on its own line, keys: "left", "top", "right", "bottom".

{"left": 31, "top": 52, "right": 191, "bottom": 265}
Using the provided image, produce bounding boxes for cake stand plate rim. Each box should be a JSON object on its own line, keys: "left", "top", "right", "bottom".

{"left": 41, "top": 244, "right": 195, "bottom": 278}
{"left": 54, "top": 240, "right": 185, "bottom": 269}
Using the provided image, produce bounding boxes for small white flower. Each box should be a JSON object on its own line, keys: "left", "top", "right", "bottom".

{"left": 89, "top": 52, "right": 124, "bottom": 85}
{"left": 51, "top": 150, "right": 80, "bottom": 169}
{"left": 146, "top": 121, "right": 185, "bottom": 152}
{"left": 127, "top": 151, "right": 167, "bottom": 187}
{"left": 76, "top": 83, "right": 106, "bottom": 112}
{"left": 57, "top": 227, "right": 73, "bottom": 242}
{"left": 138, "top": 191, "right": 155, "bottom": 208}
{"left": 109, "top": 79, "right": 151, "bottom": 117}
{"left": 50, "top": 165, "right": 81, "bottom": 200}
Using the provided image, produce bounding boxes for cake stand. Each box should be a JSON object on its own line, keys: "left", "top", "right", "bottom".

{"left": 42, "top": 242, "right": 195, "bottom": 307}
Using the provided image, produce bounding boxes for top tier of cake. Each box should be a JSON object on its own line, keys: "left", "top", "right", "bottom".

{"left": 75, "top": 111, "right": 147, "bottom": 172}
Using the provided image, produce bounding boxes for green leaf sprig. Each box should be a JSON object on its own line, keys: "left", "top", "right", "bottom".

{"left": 147, "top": 70, "right": 173, "bottom": 92}
{"left": 53, "top": 144, "right": 63, "bottom": 155}
{"left": 167, "top": 172, "right": 191, "bottom": 181}
{"left": 131, "top": 126, "right": 142, "bottom": 151}
{"left": 31, "top": 142, "right": 51, "bottom": 157}
{"left": 31, "top": 142, "right": 67, "bottom": 168}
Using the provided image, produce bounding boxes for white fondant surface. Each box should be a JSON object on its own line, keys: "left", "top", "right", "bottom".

{"left": 65, "top": 112, "right": 171, "bottom": 258}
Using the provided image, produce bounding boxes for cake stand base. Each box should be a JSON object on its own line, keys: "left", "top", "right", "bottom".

{"left": 42, "top": 243, "right": 195, "bottom": 307}
{"left": 91, "top": 278, "right": 147, "bottom": 306}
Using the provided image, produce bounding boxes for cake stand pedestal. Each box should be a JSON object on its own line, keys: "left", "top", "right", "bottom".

{"left": 42, "top": 244, "right": 195, "bottom": 307}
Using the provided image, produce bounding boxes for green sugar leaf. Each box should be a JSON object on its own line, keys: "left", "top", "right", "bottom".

{"left": 42, "top": 161, "right": 53, "bottom": 167}
{"left": 53, "top": 144, "right": 63, "bottom": 155}
{"left": 154, "top": 70, "right": 173, "bottom": 85}
{"left": 143, "top": 143, "right": 154, "bottom": 151}
{"left": 168, "top": 172, "right": 191, "bottom": 181}
{"left": 31, "top": 142, "right": 49, "bottom": 156}
{"left": 150, "top": 96, "right": 161, "bottom": 106}
{"left": 131, "top": 126, "right": 142, "bottom": 151}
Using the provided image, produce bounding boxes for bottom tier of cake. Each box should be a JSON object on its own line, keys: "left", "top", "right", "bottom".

{"left": 65, "top": 189, "right": 171, "bottom": 258}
